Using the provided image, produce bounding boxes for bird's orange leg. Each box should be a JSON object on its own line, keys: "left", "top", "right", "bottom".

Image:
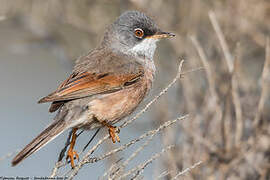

{"left": 66, "top": 128, "right": 79, "bottom": 168}
{"left": 101, "top": 121, "right": 120, "bottom": 143}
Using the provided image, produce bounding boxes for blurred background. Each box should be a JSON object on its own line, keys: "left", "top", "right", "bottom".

{"left": 0, "top": 0, "right": 270, "bottom": 179}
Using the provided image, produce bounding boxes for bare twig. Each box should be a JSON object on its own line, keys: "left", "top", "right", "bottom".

{"left": 156, "top": 170, "right": 172, "bottom": 179}
{"left": 102, "top": 115, "right": 189, "bottom": 179}
{"left": 118, "top": 145, "right": 175, "bottom": 180}
{"left": 101, "top": 158, "right": 124, "bottom": 180}
{"left": 232, "top": 43, "right": 243, "bottom": 145}
{"left": 254, "top": 37, "right": 270, "bottom": 127}
{"left": 209, "top": 10, "right": 234, "bottom": 72}
{"left": 180, "top": 67, "right": 204, "bottom": 77}
{"left": 50, "top": 161, "right": 63, "bottom": 178}
{"left": 189, "top": 35, "right": 218, "bottom": 100}
{"left": 107, "top": 135, "right": 155, "bottom": 179}
{"left": 171, "top": 161, "right": 203, "bottom": 179}
{"left": 84, "top": 115, "right": 188, "bottom": 165}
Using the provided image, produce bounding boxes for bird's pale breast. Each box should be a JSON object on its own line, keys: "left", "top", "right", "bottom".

{"left": 81, "top": 70, "right": 154, "bottom": 130}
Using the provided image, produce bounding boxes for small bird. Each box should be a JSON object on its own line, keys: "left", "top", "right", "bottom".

{"left": 12, "top": 10, "right": 175, "bottom": 168}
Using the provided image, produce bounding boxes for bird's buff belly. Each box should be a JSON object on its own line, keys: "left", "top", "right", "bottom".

{"left": 80, "top": 82, "right": 149, "bottom": 130}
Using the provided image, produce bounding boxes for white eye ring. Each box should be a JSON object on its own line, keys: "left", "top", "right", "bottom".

{"left": 134, "top": 28, "right": 144, "bottom": 38}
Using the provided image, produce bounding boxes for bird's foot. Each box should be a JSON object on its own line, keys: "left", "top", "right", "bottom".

{"left": 108, "top": 125, "right": 120, "bottom": 143}
{"left": 66, "top": 148, "right": 79, "bottom": 169}
{"left": 66, "top": 128, "right": 79, "bottom": 168}
{"left": 101, "top": 121, "right": 120, "bottom": 143}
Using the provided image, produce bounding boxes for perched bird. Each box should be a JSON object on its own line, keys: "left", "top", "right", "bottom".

{"left": 12, "top": 10, "right": 175, "bottom": 168}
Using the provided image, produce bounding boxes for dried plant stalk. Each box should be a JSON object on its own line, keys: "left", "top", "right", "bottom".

{"left": 254, "top": 37, "right": 270, "bottom": 127}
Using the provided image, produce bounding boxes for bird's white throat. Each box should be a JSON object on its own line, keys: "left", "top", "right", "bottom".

{"left": 128, "top": 38, "right": 158, "bottom": 61}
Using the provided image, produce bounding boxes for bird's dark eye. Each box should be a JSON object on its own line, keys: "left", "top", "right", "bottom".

{"left": 134, "top": 28, "right": 144, "bottom": 38}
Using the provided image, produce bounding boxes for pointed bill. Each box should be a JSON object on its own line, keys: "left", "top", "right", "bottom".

{"left": 146, "top": 31, "right": 175, "bottom": 39}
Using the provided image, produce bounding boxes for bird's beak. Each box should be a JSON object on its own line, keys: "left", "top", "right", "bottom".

{"left": 147, "top": 31, "right": 175, "bottom": 39}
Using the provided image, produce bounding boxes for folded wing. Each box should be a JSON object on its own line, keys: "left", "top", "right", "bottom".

{"left": 38, "top": 71, "right": 143, "bottom": 104}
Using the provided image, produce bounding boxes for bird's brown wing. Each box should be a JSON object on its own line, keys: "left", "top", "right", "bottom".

{"left": 38, "top": 71, "right": 143, "bottom": 111}
{"left": 39, "top": 48, "right": 144, "bottom": 112}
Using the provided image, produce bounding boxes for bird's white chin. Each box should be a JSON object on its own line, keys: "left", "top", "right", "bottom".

{"left": 127, "top": 38, "right": 159, "bottom": 60}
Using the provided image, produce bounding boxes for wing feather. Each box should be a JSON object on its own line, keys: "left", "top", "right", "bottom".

{"left": 38, "top": 71, "right": 143, "bottom": 104}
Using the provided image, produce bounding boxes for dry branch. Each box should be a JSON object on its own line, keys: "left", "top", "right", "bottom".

{"left": 232, "top": 43, "right": 243, "bottom": 145}
{"left": 118, "top": 145, "right": 175, "bottom": 180}
{"left": 84, "top": 115, "right": 188, "bottom": 165}
{"left": 254, "top": 37, "right": 270, "bottom": 127}
{"left": 102, "top": 114, "right": 189, "bottom": 179}
{"left": 171, "top": 161, "right": 203, "bottom": 180}
{"left": 106, "top": 135, "right": 155, "bottom": 179}
{"left": 209, "top": 11, "right": 233, "bottom": 73}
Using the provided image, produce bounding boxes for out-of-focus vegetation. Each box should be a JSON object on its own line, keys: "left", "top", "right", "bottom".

{"left": 1, "top": 0, "right": 270, "bottom": 179}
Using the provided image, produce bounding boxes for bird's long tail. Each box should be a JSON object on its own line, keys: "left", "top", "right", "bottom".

{"left": 12, "top": 118, "right": 69, "bottom": 166}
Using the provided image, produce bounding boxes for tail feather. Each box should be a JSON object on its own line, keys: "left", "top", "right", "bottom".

{"left": 12, "top": 119, "right": 69, "bottom": 166}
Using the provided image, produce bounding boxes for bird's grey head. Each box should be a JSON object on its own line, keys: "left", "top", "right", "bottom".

{"left": 102, "top": 11, "right": 175, "bottom": 60}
